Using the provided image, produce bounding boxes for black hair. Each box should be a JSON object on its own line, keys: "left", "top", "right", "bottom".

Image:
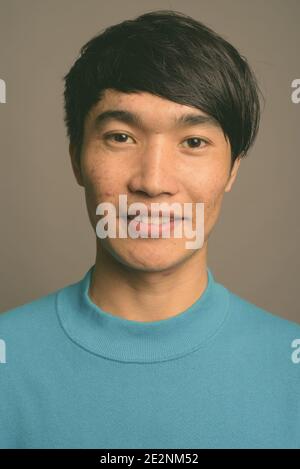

{"left": 63, "top": 9, "right": 263, "bottom": 167}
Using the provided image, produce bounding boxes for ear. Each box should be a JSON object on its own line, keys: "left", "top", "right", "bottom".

{"left": 69, "top": 143, "right": 84, "bottom": 187}
{"left": 224, "top": 157, "right": 241, "bottom": 193}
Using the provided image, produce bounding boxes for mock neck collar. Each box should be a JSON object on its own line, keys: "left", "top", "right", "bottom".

{"left": 56, "top": 265, "right": 230, "bottom": 363}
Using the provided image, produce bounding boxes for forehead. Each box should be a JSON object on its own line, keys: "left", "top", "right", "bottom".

{"left": 89, "top": 88, "right": 222, "bottom": 133}
{"left": 97, "top": 88, "right": 199, "bottom": 110}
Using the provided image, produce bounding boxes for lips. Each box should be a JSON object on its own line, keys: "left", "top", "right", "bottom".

{"left": 127, "top": 215, "right": 177, "bottom": 225}
{"left": 125, "top": 216, "right": 181, "bottom": 237}
{"left": 126, "top": 211, "right": 183, "bottom": 221}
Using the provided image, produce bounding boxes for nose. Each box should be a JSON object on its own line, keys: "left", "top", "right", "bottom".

{"left": 127, "top": 139, "right": 179, "bottom": 197}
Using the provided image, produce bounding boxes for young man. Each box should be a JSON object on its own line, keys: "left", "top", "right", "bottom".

{"left": 0, "top": 10, "right": 299, "bottom": 449}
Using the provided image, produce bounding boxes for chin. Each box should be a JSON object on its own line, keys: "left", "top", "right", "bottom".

{"left": 104, "top": 239, "right": 193, "bottom": 273}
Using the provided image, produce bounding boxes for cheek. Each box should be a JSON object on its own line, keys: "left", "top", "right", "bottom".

{"left": 81, "top": 156, "right": 123, "bottom": 227}
{"left": 190, "top": 165, "right": 229, "bottom": 207}
{"left": 82, "top": 156, "right": 120, "bottom": 201}
{"left": 186, "top": 164, "right": 229, "bottom": 232}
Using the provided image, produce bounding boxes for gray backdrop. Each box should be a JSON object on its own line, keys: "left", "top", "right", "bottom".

{"left": 0, "top": 0, "right": 299, "bottom": 323}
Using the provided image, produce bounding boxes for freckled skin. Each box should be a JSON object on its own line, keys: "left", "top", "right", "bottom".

{"left": 69, "top": 89, "right": 241, "bottom": 320}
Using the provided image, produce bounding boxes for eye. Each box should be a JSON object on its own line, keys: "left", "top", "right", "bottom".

{"left": 103, "top": 133, "right": 209, "bottom": 149}
{"left": 103, "top": 132, "right": 135, "bottom": 144}
{"left": 182, "top": 137, "right": 208, "bottom": 149}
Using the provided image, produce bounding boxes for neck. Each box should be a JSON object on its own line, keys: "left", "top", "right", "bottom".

{"left": 88, "top": 242, "right": 208, "bottom": 322}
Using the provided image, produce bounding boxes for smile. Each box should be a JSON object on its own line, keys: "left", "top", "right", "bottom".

{"left": 125, "top": 216, "right": 183, "bottom": 237}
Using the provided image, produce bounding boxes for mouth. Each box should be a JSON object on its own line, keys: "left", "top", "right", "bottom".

{"left": 122, "top": 214, "right": 186, "bottom": 237}
{"left": 126, "top": 214, "right": 183, "bottom": 224}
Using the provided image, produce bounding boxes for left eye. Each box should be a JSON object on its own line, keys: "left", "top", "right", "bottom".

{"left": 182, "top": 137, "right": 207, "bottom": 149}
{"left": 104, "top": 133, "right": 134, "bottom": 143}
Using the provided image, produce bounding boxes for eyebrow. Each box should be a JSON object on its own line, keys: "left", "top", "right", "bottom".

{"left": 94, "top": 109, "right": 220, "bottom": 131}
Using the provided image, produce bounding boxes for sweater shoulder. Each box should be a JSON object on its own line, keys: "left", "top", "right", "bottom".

{"left": 226, "top": 286, "right": 300, "bottom": 337}
{"left": 0, "top": 280, "right": 82, "bottom": 369}
{"left": 0, "top": 280, "right": 77, "bottom": 340}
{"left": 0, "top": 290, "right": 57, "bottom": 326}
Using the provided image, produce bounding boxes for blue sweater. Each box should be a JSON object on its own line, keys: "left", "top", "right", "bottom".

{"left": 0, "top": 265, "right": 299, "bottom": 449}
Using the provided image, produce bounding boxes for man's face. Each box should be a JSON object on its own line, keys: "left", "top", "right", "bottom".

{"left": 70, "top": 89, "right": 240, "bottom": 272}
